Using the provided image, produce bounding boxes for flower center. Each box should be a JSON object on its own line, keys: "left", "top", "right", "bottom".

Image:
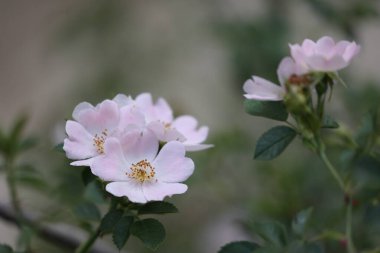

{"left": 127, "top": 159, "right": 156, "bottom": 183}
{"left": 288, "top": 74, "right": 312, "bottom": 86}
{"left": 93, "top": 129, "right": 108, "bottom": 154}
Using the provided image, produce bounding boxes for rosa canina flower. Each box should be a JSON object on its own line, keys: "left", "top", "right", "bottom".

{"left": 243, "top": 57, "right": 307, "bottom": 101}
{"left": 91, "top": 130, "right": 194, "bottom": 203}
{"left": 289, "top": 36, "right": 360, "bottom": 72}
{"left": 132, "top": 93, "right": 212, "bottom": 151}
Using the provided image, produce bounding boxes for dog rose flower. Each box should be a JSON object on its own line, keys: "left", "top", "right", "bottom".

{"left": 91, "top": 130, "right": 194, "bottom": 203}
{"left": 289, "top": 36, "right": 360, "bottom": 72}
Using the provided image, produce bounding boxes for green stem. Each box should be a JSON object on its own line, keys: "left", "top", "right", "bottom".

{"left": 318, "top": 148, "right": 345, "bottom": 192}
{"left": 5, "top": 158, "right": 22, "bottom": 220}
{"left": 346, "top": 196, "right": 355, "bottom": 253}
{"left": 74, "top": 228, "right": 101, "bottom": 253}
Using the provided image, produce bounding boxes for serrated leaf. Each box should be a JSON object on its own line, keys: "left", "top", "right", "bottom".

{"left": 254, "top": 126, "right": 297, "bottom": 160}
{"left": 253, "top": 221, "right": 287, "bottom": 247}
{"left": 100, "top": 209, "right": 123, "bottom": 234}
{"left": 0, "top": 244, "right": 13, "bottom": 253}
{"left": 321, "top": 115, "right": 339, "bottom": 129}
{"left": 74, "top": 202, "right": 101, "bottom": 221}
{"left": 218, "top": 241, "right": 259, "bottom": 253}
{"left": 292, "top": 207, "right": 313, "bottom": 236}
{"left": 84, "top": 181, "right": 105, "bottom": 204}
{"left": 138, "top": 201, "right": 178, "bottom": 215}
{"left": 244, "top": 99, "right": 288, "bottom": 121}
{"left": 131, "top": 218, "right": 166, "bottom": 251}
{"left": 112, "top": 216, "right": 134, "bottom": 250}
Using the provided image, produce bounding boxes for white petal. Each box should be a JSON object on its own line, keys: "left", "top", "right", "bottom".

{"left": 106, "top": 181, "right": 147, "bottom": 203}
{"left": 119, "top": 129, "right": 159, "bottom": 164}
{"left": 113, "top": 94, "right": 134, "bottom": 108}
{"left": 70, "top": 157, "right": 97, "bottom": 167}
{"left": 72, "top": 102, "right": 94, "bottom": 121}
{"left": 90, "top": 138, "right": 130, "bottom": 181}
{"left": 185, "top": 143, "right": 214, "bottom": 152}
{"left": 119, "top": 106, "right": 146, "bottom": 133}
{"left": 153, "top": 141, "right": 194, "bottom": 183}
{"left": 142, "top": 181, "right": 188, "bottom": 202}
{"left": 77, "top": 100, "right": 120, "bottom": 135}
{"left": 243, "top": 77, "right": 285, "bottom": 101}
{"left": 63, "top": 120, "right": 96, "bottom": 160}
{"left": 148, "top": 121, "right": 186, "bottom": 142}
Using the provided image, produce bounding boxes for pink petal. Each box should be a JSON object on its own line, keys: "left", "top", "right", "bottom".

{"left": 119, "top": 129, "right": 159, "bottom": 165}
{"left": 77, "top": 100, "right": 120, "bottom": 135}
{"left": 152, "top": 141, "right": 194, "bottom": 183}
{"left": 155, "top": 98, "right": 173, "bottom": 123}
{"left": 306, "top": 55, "right": 347, "bottom": 72}
{"left": 106, "top": 181, "right": 147, "bottom": 203}
{"left": 113, "top": 94, "right": 133, "bottom": 107}
{"left": 63, "top": 120, "right": 96, "bottom": 160}
{"left": 148, "top": 121, "right": 186, "bottom": 142}
{"left": 70, "top": 157, "right": 96, "bottom": 167}
{"left": 90, "top": 138, "right": 130, "bottom": 181}
{"left": 316, "top": 36, "right": 335, "bottom": 57}
{"left": 72, "top": 102, "right": 93, "bottom": 121}
{"left": 185, "top": 143, "right": 214, "bottom": 152}
{"left": 119, "top": 106, "right": 146, "bottom": 133}
{"left": 301, "top": 39, "right": 316, "bottom": 55}
{"left": 243, "top": 77, "right": 285, "bottom": 101}
{"left": 343, "top": 43, "right": 360, "bottom": 62}
{"left": 142, "top": 182, "right": 188, "bottom": 202}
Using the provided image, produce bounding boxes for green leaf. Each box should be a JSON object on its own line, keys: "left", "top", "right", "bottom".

{"left": 0, "top": 244, "right": 13, "bottom": 253}
{"left": 138, "top": 201, "right": 178, "bottom": 215}
{"left": 74, "top": 202, "right": 101, "bottom": 221}
{"left": 218, "top": 241, "right": 259, "bottom": 253}
{"left": 53, "top": 143, "right": 65, "bottom": 153}
{"left": 84, "top": 181, "right": 105, "bottom": 204}
{"left": 253, "top": 221, "right": 287, "bottom": 247}
{"left": 17, "top": 137, "right": 37, "bottom": 152}
{"left": 254, "top": 126, "right": 297, "bottom": 160}
{"left": 131, "top": 218, "right": 166, "bottom": 251}
{"left": 244, "top": 99, "right": 288, "bottom": 121}
{"left": 292, "top": 207, "right": 313, "bottom": 236}
{"left": 14, "top": 165, "right": 47, "bottom": 191}
{"left": 112, "top": 216, "right": 134, "bottom": 250}
{"left": 100, "top": 209, "right": 123, "bottom": 235}
{"left": 321, "top": 115, "right": 339, "bottom": 129}
{"left": 81, "top": 168, "right": 96, "bottom": 186}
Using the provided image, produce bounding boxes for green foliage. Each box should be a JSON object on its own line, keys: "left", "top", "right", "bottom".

{"left": 83, "top": 181, "right": 105, "bottom": 204}
{"left": 112, "top": 216, "right": 134, "bottom": 250}
{"left": 252, "top": 221, "right": 287, "bottom": 247}
{"left": 0, "top": 244, "right": 13, "bottom": 253}
{"left": 244, "top": 100, "right": 288, "bottom": 121}
{"left": 321, "top": 115, "right": 339, "bottom": 129}
{"left": 131, "top": 218, "right": 166, "bottom": 251}
{"left": 74, "top": 202, "right": 101, "bottom": 221}
{"left": 53, "top": 143, "right": 64, "bottom": 153}
{"left": 254, "top": 126, "right": 297, "bottom": 160}
{"left": 138, "top": 201, "right": 178, "bottom": 215}
{"left": 99, "top": 209, "right": 123, "bottom": 235}
{"left": 291, "top": 207, "right": 313, "bottom": 236}
{"left": 218, "top": 241, "right": 259, "bottom": 253}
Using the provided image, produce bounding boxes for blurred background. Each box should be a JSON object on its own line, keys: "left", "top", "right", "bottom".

{"left": 0, "top": 0, "right": 380, "bottom": 252}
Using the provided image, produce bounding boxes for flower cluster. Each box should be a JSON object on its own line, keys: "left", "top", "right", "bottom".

{"left": 63, "top": 93, "right": 212, "bottom": 203}
{"left": 243, "top": 36, "right": 360, "bottom": 101}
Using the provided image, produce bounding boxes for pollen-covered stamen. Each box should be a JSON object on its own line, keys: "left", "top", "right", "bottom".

{"left": 93, "top": 129, "right": 108, "bottom": 154}
{"left": 127, "top": 159, "right": 156, "bottom": 183}
{"left": 288, "top": 74, "right": 312, "bottom": 86}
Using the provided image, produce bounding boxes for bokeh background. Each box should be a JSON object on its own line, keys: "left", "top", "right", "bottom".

{"left": 0, "top": 0, "right": 380, "bottom": 252}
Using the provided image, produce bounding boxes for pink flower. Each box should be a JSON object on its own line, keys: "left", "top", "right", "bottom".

{"left": 243, "top": 76, "right": 285, "bottom": 101}
{"left": 113, "top": 94, "right": 134, "bottom": 108}
{"left": 133, "top": 93, "right": 212, "bottom": 151}
{"left": 91, "top": 130, "right": 194, "bottom": 203}
{"left": 63, "top": 100, "right": 120, "bottom": 166}
{"left": 289, "top": 36, "right": 360, "bottom": 72}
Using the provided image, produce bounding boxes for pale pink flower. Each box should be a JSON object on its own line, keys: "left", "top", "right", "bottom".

{"left": 276, "top": 57, "right": 309, "bottom": 85}
{"left": 133, "top": 93, "right": 212, "bottom": 151}
{"left": 289, "top": 36, "right": 360, "bottom": 72}
{"left": 91, "top": 130, "right": 194, "bottom": 203}
{"left": 113, "top": 94, "right": 134, "bottom": 108}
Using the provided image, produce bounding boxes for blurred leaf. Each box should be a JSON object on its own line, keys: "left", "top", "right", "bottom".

{"left": 321, "top": 115, "right": 339, "bottom": 129}
{"left": 74, "top": 202, "right": 101, "bottom": 221}
{"left": 254, "top": 126, "right": 297, "bottom": 160}
{"left": 218, "top": 241, "right": 259, "bottom": 253}
{"left": 17, "top": 225, "right": 34, "bottom": 252}
{"left": 292, "top": 207, "right": 313, "bottom": 236}
{"left": 54, "top": 143, "right": 65, "bottom": 153}
{"left": 253, "top": 246, "right": 283, "bottom": 253}
{"left": 14, "top": 165, "right": 48, "bottom": 191}
{"left": 138, "top": 201, "right": 178, "bottom": 215}
{"left": 84, "top": 180, "right": 105, "bottom": 204}
{"left": 100, "top": 209, "right": 123, "bottom": 235}
{"left": 287, "top": 241, "right": 324, "bottom": 253}
{"left": 82, "top": 168, "right": 96, "bottom": 186}
{"left": 244, "top": 100, "right": 288, "bottom": 121}
{"left": 112, "top": 216, "right": 134, "bottom": 250}
{"left": 0, "top": 244, "right": 13, "bottom": 253}
{"left": 131, "top": 218, "right": 166, "bottom": 251}
{"left": 252, "top": 221, "right": 287, "bottom": 247}
{"left": 17, "top": 137, "right": 37, "bottom": 152}
{"left": 9, "top": 115, "right": 28, "bottom": 145}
